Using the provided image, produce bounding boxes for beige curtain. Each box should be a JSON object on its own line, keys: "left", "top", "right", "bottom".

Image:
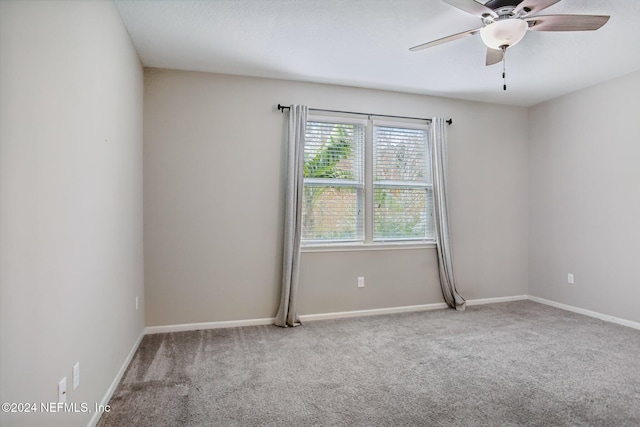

{"left": 275, "top": 105, "right": 308, "bottom": 327}
{"left": 431, "top": 118, "right": 466, "bottom": 311}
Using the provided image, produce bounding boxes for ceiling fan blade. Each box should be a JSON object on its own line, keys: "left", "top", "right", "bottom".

{"left": 526, "top": 14, "right": 610, "bottom": 32}
{"left": 442, "top": 0, "right": 497, "bottom": 19}
{"left": 514, "top": 0, "right": 562, "bottom": 17}
{"left": 409, "top": 27, "right": 482, "bottom": 52}
{"left": 486, "top": 48, "right": 503, "bottom": 66}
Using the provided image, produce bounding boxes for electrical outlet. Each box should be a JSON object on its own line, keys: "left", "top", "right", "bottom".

{"left": 357, "top": 277, "right": 365, "bottom": 288}
{"left": 135, "top": 296, "right": 139, "bottom": 310}
{"left": 567, "top": 273, "right": 574, "bottom": 284}
{"left": 73, "top": 362, "right": 80, "bottom": 390}
{"left": 58, "top": 377, "right": 67, "bottom": 403}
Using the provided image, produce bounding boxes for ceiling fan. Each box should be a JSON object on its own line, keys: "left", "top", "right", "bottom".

{"left": 410, "top": 0, "right": 610, "bottom": 73}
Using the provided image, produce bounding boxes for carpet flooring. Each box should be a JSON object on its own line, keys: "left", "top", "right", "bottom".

{"left": 97, "top": 301, "right": 640, "bottom": 426}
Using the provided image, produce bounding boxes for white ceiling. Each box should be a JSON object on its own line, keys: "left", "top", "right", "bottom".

{"left": 113, "top": 0, "right": 640, "bottom": 107}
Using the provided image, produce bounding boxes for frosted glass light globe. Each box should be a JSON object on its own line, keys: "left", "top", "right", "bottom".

{"left": 480, "top": 19, "right": 528, "bottom": 49}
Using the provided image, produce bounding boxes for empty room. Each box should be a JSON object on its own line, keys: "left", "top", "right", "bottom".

{"left": 1, "top": 0, "right": 639, "bottom": 426}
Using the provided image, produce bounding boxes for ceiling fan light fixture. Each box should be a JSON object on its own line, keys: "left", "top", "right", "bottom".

{"left": 480, "top": 19, "right": 528, "bottom": 49}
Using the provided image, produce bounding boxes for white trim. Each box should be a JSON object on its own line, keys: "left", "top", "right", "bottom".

{"left": 87, "top": 330, "right": 144, "bottom": 427}
{"left": 372, "top": 118, "right": 430, "bottom": 130}
{"left": 298, "top": 295, "right": 530, "bottom": 322}
{"left": 144, "top": 317, "right": 276, "bottom": 334}
{"left": 101, "top": 295, "right": 640, "bottom": 338}
{"left": 466, "top": 295, "right": 529, "bottom": 306}
{"left": 299, "top": 302, "right": 448, "bottom": 321}
{"left": 307, "top": 113, "right": 368, "bottom": 126}
{"left": 302, "top": 242, "right": 436, "bottom": 253}
{"left": 143, "top": 296, "right": 530, "bottom": 334}
{"left": 527, "top": 295, "right": 640, "bottom": 331}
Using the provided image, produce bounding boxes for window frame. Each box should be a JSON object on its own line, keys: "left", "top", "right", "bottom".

{"left": 301, "top": 115, "right": 366, "bottom": 244}
{"left": 301, "top": 113, "right": 436, "bottom": 251}
{"left": 371, "top": 119, "right": 434, "bottom": 244}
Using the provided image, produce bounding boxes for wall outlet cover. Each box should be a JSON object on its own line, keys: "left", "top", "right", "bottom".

{"left": 58, "top": 377, "right": 67, "bottom": 403}
{"left": 73, "top": 362, "right": 80, "bottom": 390}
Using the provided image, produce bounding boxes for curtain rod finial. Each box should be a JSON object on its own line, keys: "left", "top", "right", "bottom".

{"left": 446, "top": 118, "right": 453, "bottom": 125}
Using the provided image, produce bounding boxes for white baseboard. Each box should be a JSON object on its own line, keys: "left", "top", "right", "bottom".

{"left": 145, "top": 317, "right": 276, "bottom": 334}
{"left": 299, "top": 302, "right": 449, "bottom": 322}
{"left": 299, "top": 295, "right": 530, "bottom": 322}
{"left": 143, "top": 295, "right": 531, "bottom": 333}
{"left": 466, "top": 295, "right": 529, "bottom": 306}
{"left": 138, "top": 294, "right": 640, "bottom": 337}
{"left": 527, "top": 295, "right": 640, "bottom": 331}
{"left": 87, "top": 330, "right": 145, "bottom": 427}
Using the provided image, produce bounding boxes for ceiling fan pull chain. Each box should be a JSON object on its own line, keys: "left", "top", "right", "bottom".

{"left": 502, "top": 46, "right": 507, "bottom": 91}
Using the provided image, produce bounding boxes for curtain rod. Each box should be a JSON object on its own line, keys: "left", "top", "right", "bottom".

{"left": 277, "top": 104, "right": 452, "bottom": 125}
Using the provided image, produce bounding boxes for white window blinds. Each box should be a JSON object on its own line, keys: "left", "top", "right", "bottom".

{"left": 373, "top": 125, "right": 433, "bottom": 241}
{"left": 302, "top": 121, "right": 364, "bottom": 242}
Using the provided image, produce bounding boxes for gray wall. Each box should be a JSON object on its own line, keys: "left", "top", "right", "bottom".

{"left": 0, "top": 1, "right": 144, "bottom": 426}
{"left": 144, "top": 69, "right": 529, "bottom": 326}
{"left": 528, "top": 70, "right": 640, "bottom": 323}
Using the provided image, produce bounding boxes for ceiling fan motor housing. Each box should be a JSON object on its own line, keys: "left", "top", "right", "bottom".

{"left": 483, "top": 0, "right": 525, "bottom": 10}
{"left": 482, "top": 0, "right": 529, "bottom": 22}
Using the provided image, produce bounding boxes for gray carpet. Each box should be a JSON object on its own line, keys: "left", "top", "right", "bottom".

{"left": 97, "top": 301, "right": 640, "bottom": 426}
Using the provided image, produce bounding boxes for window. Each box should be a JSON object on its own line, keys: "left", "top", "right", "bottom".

{"left": 302, "top": 119, "right": 364, "bottom": 242}
{"left": 373, "top": 123, "right": 433, "bottom": 242}
{"left": 302, "top": 114, "right": 433, "bottom": 245}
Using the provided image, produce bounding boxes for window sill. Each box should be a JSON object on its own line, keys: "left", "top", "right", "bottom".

{"left": 301, "top": 241, "right": 436, "bottom": 253}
